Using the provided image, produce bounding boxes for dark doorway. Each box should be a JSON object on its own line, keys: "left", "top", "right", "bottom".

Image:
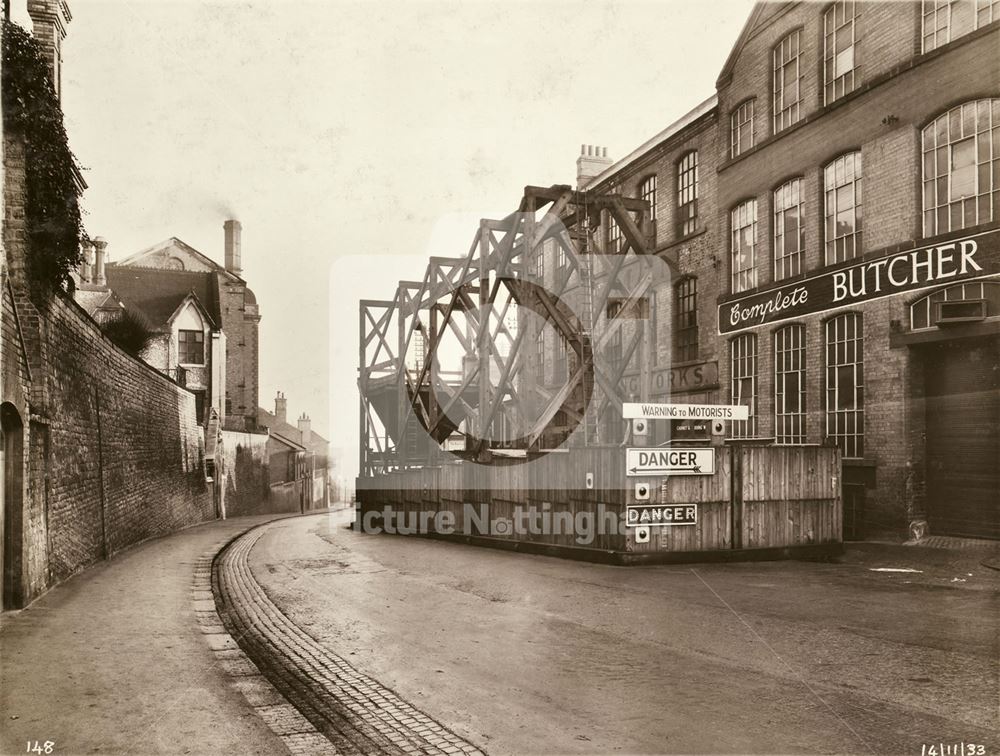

{"left": 923, "top": 336, "right": 1000, "bottom": 539}
{"left": 2, "top": 403, "right": 25, "bottom": 609}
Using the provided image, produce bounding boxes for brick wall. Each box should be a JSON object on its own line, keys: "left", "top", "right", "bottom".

{"left": 711, "top": 15, "right": 1000, "bottom": 537}
{"left": 219, "top": 429, "right": 271, "bottom": 516}
{"left": 218, "top": 278, "right": 259, "bottom": 425}
{"left": 3, "top": 132, "right": 215, "bottom": 606}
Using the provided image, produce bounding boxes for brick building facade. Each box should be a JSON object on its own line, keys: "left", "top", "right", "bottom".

{"left": 1, "top": 1, "right": 217, "bottom": 609}
{"left": 101, "top": 222, "right": 261, "bottom": 431}
{"left": 572, "top": 1, "right": 999, "bottom": 539}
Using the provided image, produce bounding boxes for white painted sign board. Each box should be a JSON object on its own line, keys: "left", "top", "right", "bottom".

{"left": 626, "top": 447, "right": 715, "bottom": 477}
{"left": 623, "top": 402, "right": 749, "bottom": 421}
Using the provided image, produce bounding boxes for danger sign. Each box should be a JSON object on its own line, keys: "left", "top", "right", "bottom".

{"left": 626, "top": 504, "right": 698, "bottom": 527}
{"left": 626, "top": 448, "right": 715, "bottom": 476}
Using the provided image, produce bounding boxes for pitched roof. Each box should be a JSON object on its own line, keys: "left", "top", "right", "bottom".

{"left": 105, "top": 266, "right": 222, "bottom": 330}
{"left": 74, "top": 288, "right": 122, "bottom": 319}
{"left": 717, "top": 2, "right": 792, "bottom": 88}
{"left": 270, "top": 431, "right": 307, "bottom": 452}
{"left": 115, "top": 237, "right": 243, "bottom": 281}
{"left": 257, "top": 407, "right": 329, "bottom": 454}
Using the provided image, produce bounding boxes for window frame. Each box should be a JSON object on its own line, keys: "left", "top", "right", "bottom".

{"left": 730, "top": 333, "right": 758, "bottom": 439}
{"left": 825, "top": 312, "right": 864, "bottom": 459}
{"left": 823, "top": 0, "right": 859, "bottom": 106}
{"left": 731, "top": 199, "right": 758, "bottom": 293}
{"left": 730, "top": 99, "right": 756, "bottom": 159}
{"left": 921, "top": 99, "right": 999, "bottom": 237}
{"left": 674, "top": 277, "right": 698, "bottom": 363}
{"left": 639, "top": 174, "right": 657, "bottom": 222}
{"left": 607, "top": 211, "right": 623, "bottom": 254}
{"left": 824, "top": 151, "right": 864, "bottom": 265}
{"left": 774, "top": 324, "right": 806, "bottom": 444}
{"left": 773, "top": 29, "right": 802, "bottom": 133}
{"left": 922, "top": 0, "right": 999, "bottom": 52}
{"left": 909, "top": 280, "right": 1000, "bottom": 330}
{"left": 774, "top": 177, "right": 805, "bottom": 281}
{"left": 676, "top": 151, "right": 699, "bottom": 237}
{"left": 178, "top": 328, "right": 205, "bottom": 366}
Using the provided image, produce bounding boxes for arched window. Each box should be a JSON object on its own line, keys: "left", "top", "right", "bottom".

{"left": 731, "top": 199, "right": 758, "bottom": 293}
{"left": 823, "top": 1, "right": 859, "bottom": 104}
{"left": 676, "top": 151, "right": 699, "bottom": 236}
{"left": 910, "top": 281, "right": 1000, "bottom": 330}
{"left": 922, "top": 0, "right": 999, "bottom": 53}
{"left": 824, "top": 151, "right": 863, "bottom": 264}
{"left": 774, "top": 178, "right": 805, "bottom": 280}
{"left": 922, "top": 99, "right": 1000, "bottom": 237}
{"left": 774, "top": 324, "right": 806, "bottom": 444}
{"left": 825, "top": 312, "right": 864, "bottom": 458}
{"left": 773, "top": 30, "right": 802, "bottom": 133}
{"left": 730, "top": 99, "right": 755, "bottom": 158}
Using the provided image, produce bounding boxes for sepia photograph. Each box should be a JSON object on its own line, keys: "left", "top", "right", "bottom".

{"left": 0, "top": 0, "right": 998, "bottom": 754}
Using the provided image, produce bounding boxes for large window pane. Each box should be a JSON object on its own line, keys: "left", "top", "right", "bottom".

{"left": 922, "top": 99, "right": 999, "bottom": 235}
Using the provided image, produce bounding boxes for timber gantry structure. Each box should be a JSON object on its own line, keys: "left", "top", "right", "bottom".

{"left": 358, "top": 184, "right": 669, "bottom": 477}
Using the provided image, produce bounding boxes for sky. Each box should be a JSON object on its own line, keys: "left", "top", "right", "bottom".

{"left": 15, "top": 0, "right": 754, "bottom": 478}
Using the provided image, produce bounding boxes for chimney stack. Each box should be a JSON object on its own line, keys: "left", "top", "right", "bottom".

{"left": 298, "top": 413, "right": 312, "bottom": 445}
{"left": 92, "top": 236, "right": 108, "bottom": 286}
{"left": 576, "top": 144, "right": 613, "bottom": 190}
{"left": 27, "top": 0, "right": 72, "bottom": 102}
{"left": 79, "top": 240, "right": 93, "bottom": 283}
{"left": 224, "top": 219, "right": 242, "bottom": 275}
{"left": 274, "top": 391, "right": 287, "bottom": 423}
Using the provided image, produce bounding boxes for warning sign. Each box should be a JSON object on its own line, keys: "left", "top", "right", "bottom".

{"left": 626, "top": 448, "right": 715, "bottom": 476}
{"left": 626, "top": 504, "right": 698, "bottom": 527}
{"left": 623, "top": 402, "right": 749, "bottom": 421}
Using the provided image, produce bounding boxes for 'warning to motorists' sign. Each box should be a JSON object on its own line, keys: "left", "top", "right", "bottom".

{"left": 622, "top": 402, "right": 749, "bottom": 421}
{"left": 626, "top": 448, "right": 715, "bottom": 476}
{"left": 626, "top": 504, "right": 698, "bottom": 527}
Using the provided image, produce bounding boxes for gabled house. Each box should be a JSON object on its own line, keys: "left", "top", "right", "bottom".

{"left": 257, "top": 391, "right": 331, "bottom": 510}
{"left": 74, "top": 221, "right": 261, "bottom": 430}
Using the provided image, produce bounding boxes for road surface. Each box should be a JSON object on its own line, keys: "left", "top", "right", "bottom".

{"left": 249, "top": 511, "right": 999, "bottom": 755}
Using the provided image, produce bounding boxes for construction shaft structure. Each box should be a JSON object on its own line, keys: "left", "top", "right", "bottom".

{"left": 358, "top": 184, "right": 673, "bottom": 477}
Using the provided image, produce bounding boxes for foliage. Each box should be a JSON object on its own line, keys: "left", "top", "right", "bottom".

{"left": 100, "top": 309, "right": 156, "bottom": 358}
{"left": 2, "top": 20, "right": 88, "bottom": 291}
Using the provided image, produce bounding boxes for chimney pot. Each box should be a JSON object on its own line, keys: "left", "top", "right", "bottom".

{"left": 297, "top": 413, "right": 312, "bottom": 445}
{"left": 224, "top": 219, "right": 242, "bottom": 275}
{"left": 576, "top": 144, "right": 613, "bottom": 190}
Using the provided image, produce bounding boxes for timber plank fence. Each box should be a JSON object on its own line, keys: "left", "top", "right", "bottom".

{"left": 356, "top": 444, "right": 842, "bottom": 563}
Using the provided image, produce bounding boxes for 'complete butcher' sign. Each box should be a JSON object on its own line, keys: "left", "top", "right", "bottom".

{"left": 718, "top": 229, "right": 1000, "bottom": 334}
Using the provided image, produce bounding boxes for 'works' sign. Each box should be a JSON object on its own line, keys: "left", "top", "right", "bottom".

{"left": 718, "top": 229, "right": 1000, "bottom": 334}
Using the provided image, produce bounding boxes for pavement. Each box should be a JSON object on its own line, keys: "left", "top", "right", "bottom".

{"left": 1, "top": 507, "right": 997, "bottom": 756}
{"left": 0, "top": 515, "right": 292, "bottom": 756}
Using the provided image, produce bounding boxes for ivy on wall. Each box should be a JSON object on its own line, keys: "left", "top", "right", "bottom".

{"left": 2, "top": 20, "right": 87, "bottom": 292}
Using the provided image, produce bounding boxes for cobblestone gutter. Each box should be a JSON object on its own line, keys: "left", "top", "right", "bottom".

{"left": 211, "top": 523, "right": 485, "bottom": 755}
